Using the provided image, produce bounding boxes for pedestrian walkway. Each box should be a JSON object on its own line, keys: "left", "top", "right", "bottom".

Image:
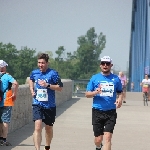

{"left": 2, "top": 94, "right": 150, "bottom": 150}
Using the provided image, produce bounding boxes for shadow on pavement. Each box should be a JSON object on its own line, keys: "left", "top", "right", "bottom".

{"left": 1, "top": 97, "right": 81, "bottom": 149}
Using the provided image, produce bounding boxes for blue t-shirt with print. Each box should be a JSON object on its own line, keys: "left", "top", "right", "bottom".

{"left": 86, "top": 73, "right": 122, "bottom": 111}
{"left": 0, "top": 73, "right": 15, "bottom": 107}
{"left": 30, "top": 68, "right": 60, "bottom": 108}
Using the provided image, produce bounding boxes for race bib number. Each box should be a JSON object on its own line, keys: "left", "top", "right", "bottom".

{"left": 36, "top": 89, "right": 48, "bottom": 101}
{"left": 100, "top": 82, "right": 114, "bottom": 97}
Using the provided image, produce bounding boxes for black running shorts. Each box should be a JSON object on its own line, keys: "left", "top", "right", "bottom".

{"left": 32, "top": 105, "right": 56, "bottom": 126}
{"left": 92, "top": 108, "right": 117, "bottom": 137}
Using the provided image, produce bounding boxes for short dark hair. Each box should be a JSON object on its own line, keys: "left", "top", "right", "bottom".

{"left": 38, "top": 53, "right": 49, "bottom": 63}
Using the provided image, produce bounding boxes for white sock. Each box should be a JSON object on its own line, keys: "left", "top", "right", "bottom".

{"left": 96, "top": 146, "right": 101, "bottom": 149}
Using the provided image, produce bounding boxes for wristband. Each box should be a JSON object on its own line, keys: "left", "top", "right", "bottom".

{"left": 47, "top": 84, "right": 51, "bottom": 88}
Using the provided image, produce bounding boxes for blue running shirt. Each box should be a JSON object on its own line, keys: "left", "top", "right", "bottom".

{"left": 30, "top": 68, "right": 60, "bottom": 108}
{"left": 86, "top": 73, "right": 122, "bottom": 111}
{"left": 0, "top": 73, "right": 15, "bottom": 107}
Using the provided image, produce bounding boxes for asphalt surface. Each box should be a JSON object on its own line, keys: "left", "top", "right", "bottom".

{"left": 1, "top": 94, "right": 150, "bottom": 150}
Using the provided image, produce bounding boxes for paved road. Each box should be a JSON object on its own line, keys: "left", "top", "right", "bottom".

{"left": 1, "top": 95, "right": 150, "bottom": 150}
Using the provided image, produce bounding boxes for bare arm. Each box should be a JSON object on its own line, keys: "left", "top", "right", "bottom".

{"left": 29, "top": 79, "right": 35, "bottom": 96}
{"left": 48, "top": 84, "right": 62, "bottom": 92}
{"left": 85, "top": 91, "right": 97, "bottom": 98}
{"left": 124, "top": 80, "right": 126, "bottom": 86}
{"left": 115, "top": 92, "right": 123, "bottom": 108}
{"left": 85, "top": 88, "right": 101, "bottom": 98}
{"left": 12, "top": 80, "right": 19, "bottom": 95}
{"left": 11, "top": 80, "right": 19, "bottom": 101}
{"left": 117, "top": 92, "right": 123, "bottom": 101}
{"left": 38, "top": 80, "right": 62, "bottom": 92}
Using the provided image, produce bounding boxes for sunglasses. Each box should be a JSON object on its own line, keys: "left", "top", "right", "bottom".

{"left": 101, "top": 62, "right": 111, "bottom": 66}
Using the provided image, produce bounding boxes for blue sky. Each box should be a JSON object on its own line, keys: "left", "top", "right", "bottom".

{"left": 0, "top": 0, "right": 132, "bottom": 71}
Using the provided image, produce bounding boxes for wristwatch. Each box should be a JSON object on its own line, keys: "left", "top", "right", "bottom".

{"left": 47, "top": 84, "right": 51, "bottom": 88}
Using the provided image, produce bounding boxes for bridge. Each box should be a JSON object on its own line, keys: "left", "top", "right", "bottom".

{"left": 1, "top": 92, "right": 150, "bottom": 150}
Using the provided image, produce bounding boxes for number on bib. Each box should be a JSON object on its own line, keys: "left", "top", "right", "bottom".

{"left": 36, "top": 89, "right": 48, "bottom": 101}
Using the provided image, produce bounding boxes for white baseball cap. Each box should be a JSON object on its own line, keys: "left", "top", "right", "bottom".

{"left": 0, "top": 60, "right": 8, "bottom": 67}
{"left": 100, "top": 56, "right": 112, "bottom": 63}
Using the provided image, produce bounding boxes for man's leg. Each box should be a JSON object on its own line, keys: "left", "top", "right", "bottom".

{"left": 92, "top": 108, "right": 104, "bottom": 150}
{"left": 103, "top": 132, "right": 112, "bottom": 150}
{"left": 122, "top": 87, "right": 126, "bottom": 103}
{"left": 43, "top": 107, "right": 56, "bottom": 150}
{"left": 0, "top": 106, "right": 12, "bottom": 146}
{"left": 103, "top": 110, "right": 117, "bottom": 150}
{"left": 148, "top": 89, "right": 150, "bottom": 100}
{"left": 2, "top": 122, "right": 8, "bottom": 138}
{"left": 45, "top": 125, "right": 53, "bottom": 149}
{"left": 94, "top": 135, "right": 103, "bottom": 149}
{"left": 32, "top": 105, "right": 43, "bottom": 150}
{"left": 0, "top": 123, "right": 3, "bottom": 140}
{"left": 33, "top": 119, "right": 43, "bottom": 150}
{"left": 93, "top": 124, "right": 103, "bottom": 149}
{"left": 123, "top": 92, "right": 126, "bottom": 102}
{"left": 0, "top": 107, "right": 3, "bottom": 138}
{"left": 142, "top": 92, "right": 144, "bottom": 100}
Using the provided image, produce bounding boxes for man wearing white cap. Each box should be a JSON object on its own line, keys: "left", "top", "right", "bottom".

{"left": 85, "top": 56, "right": 123, "bottom": 150}
{"left": 0, "top": 60, "right": 19, "bottom": 146}
{"left": 0, "top": 60, "right": 8, "bottom": 68}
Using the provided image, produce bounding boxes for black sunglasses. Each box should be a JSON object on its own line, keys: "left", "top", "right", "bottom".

{"left": 101, "top": 62, "right": 111, "bottom": 66}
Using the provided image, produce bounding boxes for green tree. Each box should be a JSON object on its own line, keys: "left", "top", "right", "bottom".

{"left": 13, "top": 47, "right": 37, "bottom": 84}
{"left": 55, "top": 46, "right": 65, "bottom": 61}
{"left": 0, "top": 43, "right": 37, "bottom": 84}
{"left": 76, "top": 27, "right": 106, "bottom": 79}
{"left": 0, "top": 27, "right": 106, "bottom": 83}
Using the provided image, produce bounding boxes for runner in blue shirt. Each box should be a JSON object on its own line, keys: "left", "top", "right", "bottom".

{"left": 85, "top": 56, "right": 123, "bottom": 150}
{"left": 29, "top": 53, "right": 63, "bottom": 150}
{"left": 0, "top": 60, "right": 18, "bottom": 146}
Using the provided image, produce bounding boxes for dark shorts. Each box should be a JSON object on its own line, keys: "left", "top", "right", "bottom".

{"left": 0, "top": 106, "right": 12, "bottom": 123}
{"left": 32, "top": 105, "right": 56, "bottom": 126}
{"left": 92, "top": 108, "right": 117, "bottom": 137}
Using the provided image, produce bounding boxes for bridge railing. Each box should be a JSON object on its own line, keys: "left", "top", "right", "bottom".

{"left": 8, "top": 79, "right": 73, "bottom": 133}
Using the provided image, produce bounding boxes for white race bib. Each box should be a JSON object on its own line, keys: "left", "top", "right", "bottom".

{"left": 36, "top": 89, "right": 48, "bottom": 101}
{"left": 100, "top": 82, "right": 114, "bottom": 97}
